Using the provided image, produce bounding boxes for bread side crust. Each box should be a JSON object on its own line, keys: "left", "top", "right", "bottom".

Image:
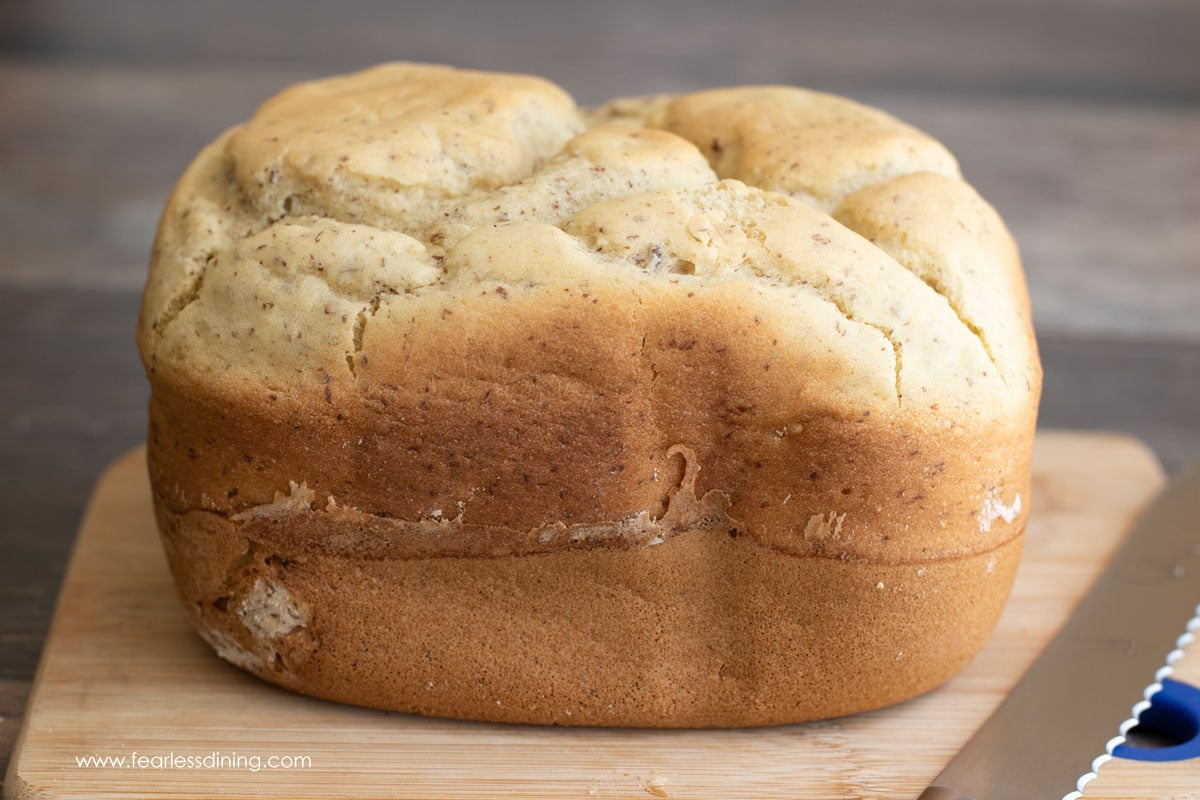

{"left": 147, "top": 289, "right": 1034, "bottom": 566}
{"left": 156, "top": 495, "right": 1023, "bottom": 727}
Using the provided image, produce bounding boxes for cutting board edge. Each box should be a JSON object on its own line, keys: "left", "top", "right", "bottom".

{"left": 5, "top": 446, "right": 149, "bottom": 800}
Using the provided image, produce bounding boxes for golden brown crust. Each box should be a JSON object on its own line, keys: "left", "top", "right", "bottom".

{"left": 140, "top": 63, "right": 1041, "bottom": 726}
{"left": 157, "top": 497, "right": 1023, "bottom": 727}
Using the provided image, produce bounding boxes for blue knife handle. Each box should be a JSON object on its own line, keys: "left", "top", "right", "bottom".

{"left": 1113, "top": 678, "right": 1200, "bottom": 762}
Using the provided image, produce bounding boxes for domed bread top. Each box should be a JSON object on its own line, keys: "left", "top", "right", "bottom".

{"left": 139, "top": 63, "right": 1038, "bottom": 422}
{"left": 599, "top": 87, "right": 960, "bottom": 212}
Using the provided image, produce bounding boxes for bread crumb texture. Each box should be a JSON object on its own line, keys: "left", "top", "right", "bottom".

{"left": 141, "top": 65, "right": 1041, "bottom": 725}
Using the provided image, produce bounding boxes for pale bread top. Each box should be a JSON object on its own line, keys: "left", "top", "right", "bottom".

{"left": 138, "top": 63, "right": 1037, "bottom": 421}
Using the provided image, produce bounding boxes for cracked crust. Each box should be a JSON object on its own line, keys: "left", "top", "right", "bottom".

{"left": 140, "top": 63, "right": 1041, "bottom": 726}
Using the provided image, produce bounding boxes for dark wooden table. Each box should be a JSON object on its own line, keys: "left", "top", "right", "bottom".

{"left": 2, "top": 0, "right": 1198, "bottom": 777}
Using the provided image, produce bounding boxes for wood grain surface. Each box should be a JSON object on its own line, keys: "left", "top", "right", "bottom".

{"left": 2, "top": 0, "right": 1199, "bottom": 780}
{"left": 7, "top": 432, "right": 1191, "bottom": 799}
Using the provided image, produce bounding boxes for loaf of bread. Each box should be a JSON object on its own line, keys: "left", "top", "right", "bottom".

{"left": 138, "top": 63, "right": 1041, "bottom": 727}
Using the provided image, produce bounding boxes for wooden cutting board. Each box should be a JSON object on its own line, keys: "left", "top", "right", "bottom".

{"left": 6, "top": 431, "right": 1199, "bottom": 799}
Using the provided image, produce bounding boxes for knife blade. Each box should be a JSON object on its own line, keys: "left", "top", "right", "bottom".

{"left": 918, "top": 464, "right": 1200, "bottom": 800}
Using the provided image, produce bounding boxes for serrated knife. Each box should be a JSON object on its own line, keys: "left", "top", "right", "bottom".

{"left": 918, "top": 464, "right": 1200, "bottom": 800}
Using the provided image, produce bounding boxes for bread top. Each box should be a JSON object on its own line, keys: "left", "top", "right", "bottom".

{"left": 139, "top": 62, "right": 1039, "bottom": 423}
